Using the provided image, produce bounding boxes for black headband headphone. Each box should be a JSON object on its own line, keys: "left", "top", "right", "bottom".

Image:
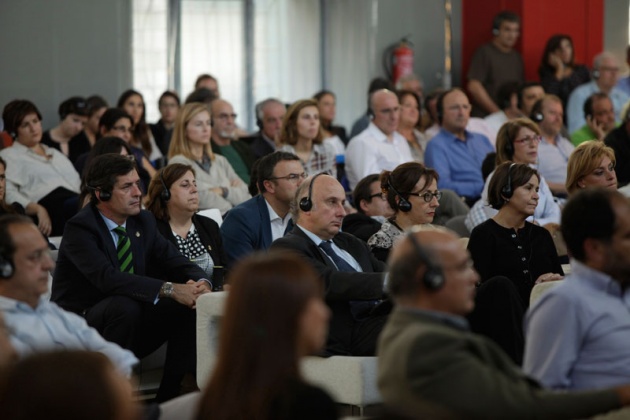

{"left": 530, "top": 99, "right": 544, "bottom": 123}
{"left": 299, "top": 172, "right": 326, "bottom": 212}
{"left": 387, "top": 177, "right": 412, "bottom": 213}
{"left": 407, "top": 229, "right": 444, "bottom": 290}
{"left": 501, "top": 163, "right": 517, "bottom": 201}
{"left": 159, "top": 169, "right": 171, "bottom": 202}
{"left": 0, "top": 247, "right": 14, "bottom": 279}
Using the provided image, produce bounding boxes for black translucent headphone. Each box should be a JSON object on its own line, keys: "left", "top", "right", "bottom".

{"left": 387, "top": 177, "right": 412, "bottom": 212}
{"left": 159, "top": 169, "right": 171, "bottom": 202}
{"left": 0, "top": 251, "right": 14, "bottom": 279}
{"left": 87, "top": 185, "right": 112, "bottom": 202}
{"left": 407, "top": 229, "right": 444, "bottom": 290}
{"left": 501, "top": 163, "right": 517, "bottom": 200}
{"left": 530, "top": 99, "right": 544, "bottom": 123}
{"left": 299, "top": 172, "right": 326, "bottom": 212}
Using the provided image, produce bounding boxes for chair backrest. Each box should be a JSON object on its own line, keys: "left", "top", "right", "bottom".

{"left": 196, "top": 291, "right": 228, "bottom": 388}
{"left": 197, "top": 209, "right": 223, "bottom": 226}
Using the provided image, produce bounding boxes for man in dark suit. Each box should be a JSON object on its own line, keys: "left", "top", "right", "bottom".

{"left": 242, "top": 98, "right": 286, "bottom": 159}
{"left": 271, "top": 174, "right": 388, "bottom": 356}
{"left": 378, "top": 227, "right": 630, "bottom": 418}
{"left": 52, "top": 154, "right": 210, "bottom": 402}
{"left": 221, "top": 151, "right": 303, "bottom": 266}
{"left": 342, "top": 173, "right": 393, "bottom": 242}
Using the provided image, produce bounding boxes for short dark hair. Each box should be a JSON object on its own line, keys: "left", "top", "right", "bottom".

{"left": 85, "top": 95, "right": 108, "bottom": 117}
{"left": 0, "top": 214, "right": 33, "bottom": 263}
{"left": 353, "top": 174, "right": 381, "bottom": 214}
{"left": 561, "top": 189, "right": 620, "bottom": 262}
{"left": 313, "top": 90, "right": 335, "bottom": 102}
{"left": 2, "top": 100, "right": 42, "bottom": 137}
{"left": 195, "top": 73, "right": 218, "bottom": 90}
{"left": 496, "top": 82, "right": 520, "bottom": 111}
{"left": 85, "top": 154, "right": 137, "bottom": 205}
{"left": 185, "top": 88, "right": 217, "bottom": 105}
{"left": 396, "top": 89, "right": 422, "bottom": 111}
{"left": 583, "top": 92, "right": 610, "bottom": 119}
{"left": 98, "top": 108, "right": 133, "bottom": 135}
{"left": 158, "top": 90, "right": 181, "bottom": 107}
{"left": 517, "top": 81, "right": 543, "bottom": 110}
{"left": 487, "top": 162, "right": 540, "bottom": 210}
{"left": 492, "top": 10, "right": 520, "bottom": 31}
{"left": 381, "top": 162, "right": 439, "bottom": 212}
{"left": 257, "top": 151, "right": 301, "bottom": 194}
{"left": 436, "top": 88, "right": 465, "bottom": 125}
{"left": 58, "top": 96, "right": 88, "bottom": 119}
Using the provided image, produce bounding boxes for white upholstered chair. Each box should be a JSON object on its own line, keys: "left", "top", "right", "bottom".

{"left": 195, "top": 291, "right": 381, "bottom": 415}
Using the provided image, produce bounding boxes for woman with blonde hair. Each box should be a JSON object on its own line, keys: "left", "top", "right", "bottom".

{"left": 565, "top": 140, "right": 617, "bottom": 195}
{"left": 279, "top": 99, "right": 337, "bottom": 178}
{"left": 168, "top": 102, "right": 250, "bottom": 214}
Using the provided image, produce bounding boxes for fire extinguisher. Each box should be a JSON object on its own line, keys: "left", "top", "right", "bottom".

{"left": 383, "top": 36, "right": 414, "bottom": 85}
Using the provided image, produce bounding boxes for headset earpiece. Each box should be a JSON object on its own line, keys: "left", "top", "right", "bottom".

{"left": 299, "top": 172, "right": 325, "bottom": 212}
{"left": 387, "top": 177, "right": 412, "bottom": 212}
{"left": 501, "top": 163, "right": 516, "bottom": 201}
{"left": 98, "top": 189, "right": 112, "bottom": 202}
{"left": 0, "top": 254, "right": 14, "bottom": 279}
{"left": 159, "top": 170, "right": 171, "bottom": 202}
{"left": 592, "top": 69, "right": 600, "bottom": 80}
{"left": 408, "top": 231, "right": 444, "bottom": 290}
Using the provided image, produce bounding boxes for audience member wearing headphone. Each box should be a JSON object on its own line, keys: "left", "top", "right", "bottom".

{"left": 0, "top": 99, "right": 80, "bottom": 237}
{"left": 538, "top": 34, "right": 590, "bottom": 110}
{"left": 566, "top": 51, "right": 629, "bottom": 134}
{"left": 467, "top": 162, "right": 563, "bottom": 364}
{"left": 246, "top": 98, "right": 286, "bottom": 159}
{"left": 40, "top": 96, "right": 91, "bottom": 163}
{"left": 145, "top": 163, "right": 226, "bottom": 290}
{"left": 168, "top": 102, "right": 250, "bottom": 215}
{"left": 279, "top": 99, "right": 337, "bottom": 180}
{"left": 367, "top": 162, "right": 440, "bottom": 262}
{"left": 466, "top": 118, "right": 561, "bottom": 232}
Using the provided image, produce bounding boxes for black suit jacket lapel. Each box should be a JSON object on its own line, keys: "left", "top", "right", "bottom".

{"left": 332, "top": 234, "right": 372, "bottom": 272}
{"left": 291, "top": 227, "right": 337, "bottom": 270}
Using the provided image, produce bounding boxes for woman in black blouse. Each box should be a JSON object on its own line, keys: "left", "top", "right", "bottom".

{"left": 539, "top": 34, "right": 590, "bottom": 108}
{"left": 467, "top": 162, "right": 563, "bottom": 364}
{"left": 145, "top": 163, "right": 227, "bottom": 290}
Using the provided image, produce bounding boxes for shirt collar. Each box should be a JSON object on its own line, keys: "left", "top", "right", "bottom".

{"left": 99, "top": 211, "right": 127, "bottom": 231}
{"left": 367, "top": 122, "right": 401, "bottom": 144}
{"left": 570, "top": 259, "right": 625, "bottom": 297}
{"left": 265, "top": 198, "right": 282, "bottom": 223}
{"left": 296, "top": 224, "right": 329, "bottom": 245}
{"left": 438, "top": 127, "right": 472, "bottom": 142}
{"left": 0, "top": 295, "right": 44, "bottom": 312}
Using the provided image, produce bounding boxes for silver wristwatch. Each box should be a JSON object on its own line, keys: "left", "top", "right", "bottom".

{"left": 161, "top": 281, "right": 174, "bottom": 298}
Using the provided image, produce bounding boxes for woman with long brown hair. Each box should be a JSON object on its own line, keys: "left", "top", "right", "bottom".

{"left": 196, "top": 252, "right": 337, "bottom": 420}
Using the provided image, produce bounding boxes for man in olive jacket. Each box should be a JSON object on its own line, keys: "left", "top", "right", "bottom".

{"left": 377, "top": 227, "right": 630, "bottom": 419}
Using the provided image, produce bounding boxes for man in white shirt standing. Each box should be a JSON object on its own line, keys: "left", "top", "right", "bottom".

{"left": 345, "top": 89, "right": 413, "bottom": 189}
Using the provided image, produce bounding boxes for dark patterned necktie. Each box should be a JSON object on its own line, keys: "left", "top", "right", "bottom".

{"left": 319, "top": 240, "right": 356, "bottom": 272}
{"left": 114, "top": 226, "right": 134, "bottom": 273}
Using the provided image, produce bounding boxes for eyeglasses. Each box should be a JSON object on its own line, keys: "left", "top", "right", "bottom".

{"left": 268, "top": 172, "right": 308, "bottom": 182}
{"left": 513, "top": 135, "right": 542, "bottom": 146}
{"left": 368, "top": 193, "right": 386, "bottom": 201}
{"left": 112, "top": 125, "right": 134, "bottom": 134}
{"left": 403, "top": 190, "right": 442, "bottom": 202}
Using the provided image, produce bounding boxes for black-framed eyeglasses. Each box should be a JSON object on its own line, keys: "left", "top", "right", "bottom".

{"left": 368, "top": 193, "right": 386, "bottom": 201}
{"left": 403, "top": 190, "right": 442, "bottom": 202}
{"left": 268, "top": 172, "right": 308, "bottom": 182}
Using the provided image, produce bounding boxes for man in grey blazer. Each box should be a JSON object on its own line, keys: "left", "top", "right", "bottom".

{"left": 378, "top": 227, "right": 630, "bottom": 419}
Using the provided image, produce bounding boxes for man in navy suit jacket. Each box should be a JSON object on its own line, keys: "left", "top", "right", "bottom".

{"left": 52, "top": 154, "right": 210, "bottom": 402}
{"left": 271, "top": 174, "right": 389, "bottom": 356}
{"left": 221, "top": 151, "right": 303, "bottom": 266}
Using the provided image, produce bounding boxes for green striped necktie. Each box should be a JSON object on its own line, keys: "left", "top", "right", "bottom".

{"left": 114, "top": 226, "right": 134, "bottom": 273}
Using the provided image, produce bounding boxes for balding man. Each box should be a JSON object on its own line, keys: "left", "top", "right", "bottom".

{"left": 567, "top": 52, "right": 629, "bottom": 134}
{"left": 210, "top": 99, "right": 255, "bottom": 184}
{"left": 424, "top": 88, "right": 494, "bottom": 206}
{"left": 345, "top": 89, "right": 413, "bottom": 190}
{"left": 270, "top": 174, "right": 388, "bottom": 356}
{"left": 378, "top": 227, "right": 630, "bottom": 419}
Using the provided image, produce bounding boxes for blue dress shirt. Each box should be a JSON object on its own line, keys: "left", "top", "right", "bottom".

{"left": 424, "top": 128, "right": 494, "bottom": 199}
